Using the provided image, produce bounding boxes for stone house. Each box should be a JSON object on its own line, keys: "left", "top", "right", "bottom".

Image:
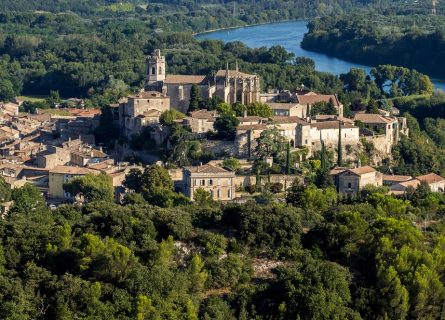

{"left": 267, "top": 103, "right": 308, "bottom": 117}
{"left": 36, "top": 146, "right": 71, "bottom": 169}
{"left": 119, "top": 91, "right": 170, "bottom": 137}
{"left": 235, "top": 123, "right": 268, "bottom": 158}
{"left": 48, "top": 165, "right": 94, "bottom": 200}
{"left": 354, "top": 113, "right": 408, "bottom": 155}
{"left": 296, "top": 120, "right": 359, "bottom": 154}
{"left": 416, "top": 173, "right": 445, "bottom": 193}
{"left": 331, "top": 166, "right": 383, "bottom": 196}
{"left": 70, "top": 146, "right": 108, "bottom": 167}
{"left": 383, "top": 174, "right": 413, "bottom": 186}
{"left": 183, "top": 164, "right": 235, "bottom": 201}
{"left": 183, "top": 109, "right": 218, "bottom": 134}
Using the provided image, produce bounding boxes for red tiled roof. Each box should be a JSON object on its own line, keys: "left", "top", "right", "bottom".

{"left": 416, "top": 173, "right": 445, "bottom": 184}
{"left": 296, "top": 94, "right": 340, "bottom": 106}
{"left": 164, "top": 75, "right": 207, "bottom": 84}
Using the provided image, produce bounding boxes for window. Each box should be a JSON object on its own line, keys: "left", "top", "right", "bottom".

{"left": 151, "top": 67, "right": 155, "bottom": 75}
{"left": 217, "top": 189, "right": 221, "bottom": 198}
{"left": 348, "top": 183, "right": 352, "bottom": 188}
{"left": 228, "top": 189, "right": 231, "bottom": 198}
{"left": 201, "top": 179, "right": 205, "bottom": 186}
{"left": 209, "top": 179, "right": 213, "bottom": 186}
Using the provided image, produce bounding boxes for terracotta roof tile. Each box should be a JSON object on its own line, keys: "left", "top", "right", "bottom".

{"left": 348, "top": 166, "right": 376, "bottom": 175}
{"left": 383, "top": 175, "right": 413, "bottom": 182}
{"left": 185, "top": 164, "right": 233, "bottom": 175}
{"left": 164, "top": 75, "right": 207, "bottom": 84}
{"left": 296, "top": 94, "right": 340, "bottom": 106}
{"left": 50, "top": 166, "right": 93, "bottom": 175}
{"left": 354, "top": 113, "right": 395, "bottom": 124}
{"left": 416, "top": 173, "right": 445, "bottom": 184}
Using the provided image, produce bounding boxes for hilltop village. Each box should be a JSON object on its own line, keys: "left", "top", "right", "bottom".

{"left": 0, "top": 49, "right": 441, "bottom": 212}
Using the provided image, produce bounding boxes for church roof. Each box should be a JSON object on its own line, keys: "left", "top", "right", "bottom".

{"left": 215, "top": 70, "right": 255, "bottom": 78}
{"left": 164, "top": 75, "right": 207, "bottom": 84}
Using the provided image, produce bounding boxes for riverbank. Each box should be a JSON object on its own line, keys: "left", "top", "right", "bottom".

{"left": 197, "top": 20, "right": 445, "bottom": 90}
{"left": 193, "top": 19, "right": 306, "bottom": 36}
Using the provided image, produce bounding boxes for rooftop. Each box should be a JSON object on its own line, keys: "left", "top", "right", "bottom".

{"left": 215, "top": 69, "right": 255, "bottom": 78}
{"left": 416, "top": 173, "right": 445, "bottom": 184}
{"left": 296, "top": 94, "right": 341, "bottom": 106}
{"left": 267, "top": 103, "right": 299, "bottom": 110}
{"left": 237, "top": 123, "right": 268, "bottom": 131}
{"left": 272, "top": 116, "right": 307, "bottom": 125}
{"left": 383, "top": 174, "right": 413, "bottom": 182}
{"left": 348, "top": 166, "right": 377, "bottom": 176}
{"left": 310, "top": 121, "right": 356, "bottom": 130}
{"left": 50, "top": 165, "right": 93, "bottom": 175}
{"left": 128, "top": 91, "right": 168, "bottom": 99}
{"left": 185, "top": 164, "right": 234, "bottom": 175}
{"left": 164, "top": 75, "right": 207, "bottom": 84}
{"left": 189, "top": 109, "right": 218, "bottom": 120}
{"left": 354, "top": 113, "right": 396, "bottom": 124}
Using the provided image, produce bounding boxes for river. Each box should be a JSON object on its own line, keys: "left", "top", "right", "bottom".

{"left": 196, "top": 20, "right": 445, "bottom": 91}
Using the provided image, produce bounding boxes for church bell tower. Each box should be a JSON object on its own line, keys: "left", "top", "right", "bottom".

{"left": 145, "top": 49, "right": 166, "bottom": 90}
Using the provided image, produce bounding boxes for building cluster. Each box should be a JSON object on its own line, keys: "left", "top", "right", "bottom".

{"left": 330, "top": 166, "right": 445, "bottom": 197}
{"left": 111, "top": 50, "right": 408, "bottom": 162}
{"left": 0, "top": 49, "right": 439, "bottom": 209}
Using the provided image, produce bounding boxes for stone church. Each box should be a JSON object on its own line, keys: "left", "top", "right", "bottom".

{"left": 145, "top": 49, "right": 261, "bottom": 113}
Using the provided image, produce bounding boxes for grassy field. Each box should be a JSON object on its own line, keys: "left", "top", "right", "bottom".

{"left": 18, "top": 95, "right": 47, "bottom": 102}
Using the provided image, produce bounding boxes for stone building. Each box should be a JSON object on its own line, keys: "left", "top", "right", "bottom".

{"left": 296, "top": 120, "right": 360, "bottom": 153}
{"left": 267, "top": 103, "right": 308, "bottom": 117}
{"left": 183, "top": 164, "right": 235, "bottom": 201}
{"left": 354, "top": 113, "right": 408, "bottom": 155}
{"left": 331, "top": 166, "right": 383, "bottom": 196}
{"left": 119, "top": 91, "right": 170, "bottom": 137}
{"left": 183, "top": 109, "right": 218, "bottom": 134}
{"left": 48, "top": 165, "right": 94, "bottom": 200}
{"left": 144, "top": 49, "right": 261, "bottom": 113}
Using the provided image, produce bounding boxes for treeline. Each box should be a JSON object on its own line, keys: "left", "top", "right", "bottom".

{"left": 302, "top": 13, "right": 445, "bottom": 78}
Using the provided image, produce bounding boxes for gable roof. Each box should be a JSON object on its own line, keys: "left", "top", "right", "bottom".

{"left": 237, "top": 123, "right": 268, "bottom": 131}
{"left": 164, "top": 75, "right": 207, "bottom": 84}
{"left": 348, "top": 166, "right": 376, "bottom": 176}
{"left": 184, "top": 164, "right": 233, "bottom": 175}
{"left": 383, "top": 174, "right": 413, "bottom": 182}
{"left": 50, "top": 166, "right": 93, "bottom": 175}
{"left": 296, "top": 94, "right": 341, "bottom": 107}
{"left": 267, "top": 103, "right": 299, "bottom": 110}
{"left": 354, "top": 113, "right": 395, "bottom": 124}
{"left": 310, "top": 121, "right": 356, "bottom": 130}
{"left": 215, "top": 70, "right": 255, "bottom": 78}
{"left": 416, "top": 173, "right": 445, "bottom": 184}
{"left": 272, "top": 116, "right": 307, "bottom": 125}
{"left": 189, "top": 109, "right": 218, "bottom": 120}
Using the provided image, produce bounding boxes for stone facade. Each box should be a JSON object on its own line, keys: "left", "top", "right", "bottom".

{"left": 119, "top": 91, "right": 170, "bottom": 137}
{"left": 144, "top": 50, "right": 260, "bottom": 113}
{"left": 183, "top": 109, "right": 218, "bottom": 134}
{"left": 331, "top": 166, "right": 383, "bottom": 196}
{"left": 183, "top": 164, "right": 235, "bottom": 201}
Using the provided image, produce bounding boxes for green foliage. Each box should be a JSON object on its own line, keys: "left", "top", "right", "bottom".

{"left": 213, "top": 114, "right": 239, "bottom": 140}
{"left": 10, "top": 183, "right": 45, "bottom": 214}
{"left": 222, "top": 157, "right": 241, "bottom": 172}
{"left": 303, "top": 13, "right": 445, "bottom": 81}
{"left": 193, "top": 188, "right": 213, "bottom": 207}
{"left": 255, "top": 125, "right": 286, "bottom": 159}
{"left": 189, "top": 84, "right": 201, "bottom": 112}
{"left": 63, "top": 174, "right": 114, "bottom": 203}
{"left": 160, "top": 109, "right": 186, "bottom": 126}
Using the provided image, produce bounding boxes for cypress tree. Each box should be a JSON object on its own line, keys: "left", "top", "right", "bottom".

{"left": 286, "top": 141, "right": 291, "bottom": 174}
{"left": 337, "top": 121, "right": 343, "bottom": 166}
{"left": 189, "top": 84, "right": 201, "bottom": 111}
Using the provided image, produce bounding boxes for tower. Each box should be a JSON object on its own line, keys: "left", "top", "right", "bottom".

{"left": 145, "top": 49, "right": 166, "bottom": 89}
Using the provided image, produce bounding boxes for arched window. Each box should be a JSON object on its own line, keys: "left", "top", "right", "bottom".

{"left": 151, "top": 67, "right": 155, "bottom": 75}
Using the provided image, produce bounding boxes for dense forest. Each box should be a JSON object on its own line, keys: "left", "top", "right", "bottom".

{"left": 2, "top": 163, "right": 445, "bottom": 319}
{"left": 302, "top": 13, "right": 445, "bottom": 78}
